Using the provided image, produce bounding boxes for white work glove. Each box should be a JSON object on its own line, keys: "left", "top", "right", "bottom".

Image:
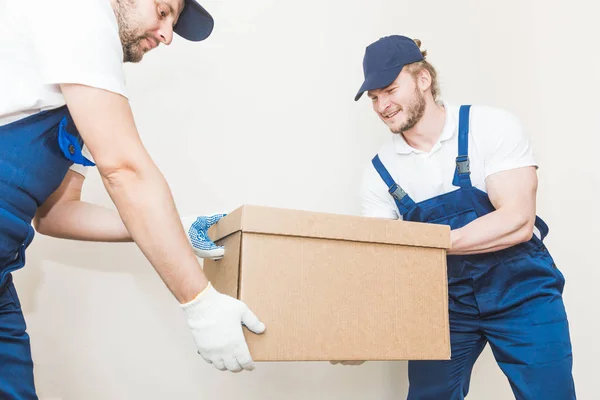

{"left": 181, "top": 214, "right": 226, "bottom": 260}
{"left": 181, "top": 282, "right": 266, "bottom": 372}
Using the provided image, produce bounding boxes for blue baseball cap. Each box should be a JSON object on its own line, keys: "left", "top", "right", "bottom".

{"left": 174, "top": 0, "right": 214, "bottom": 42}
{"left": 354, "top": 35, "right": 423, "bottom": 101}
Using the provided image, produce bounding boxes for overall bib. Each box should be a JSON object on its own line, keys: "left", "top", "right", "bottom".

{"left": 0, "top": 106, "right": 93, "bottom": 399}
{"left": 372, "top": 105, "right": 576, "bottom": 400}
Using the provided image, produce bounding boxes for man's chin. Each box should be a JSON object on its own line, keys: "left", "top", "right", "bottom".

{"left": 122, "top": 44, "right": 145, "bottom": 63}
{"left": 124, "top": 53, "right": 144, "bottom": 63}
{"left": 386, "top": 123, "right": 402, "bottom": 134}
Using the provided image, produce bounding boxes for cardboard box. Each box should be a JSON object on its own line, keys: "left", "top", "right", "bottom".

{"left": 204, "top": 205, "right": 451, "bottom": 362}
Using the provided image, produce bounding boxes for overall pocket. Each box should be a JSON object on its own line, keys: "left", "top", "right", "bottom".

{"left": 426, "top": 208, "right": 479, "bottom": 230}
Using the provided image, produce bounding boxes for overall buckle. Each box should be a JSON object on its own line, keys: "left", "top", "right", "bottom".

{"left": 389, "top": 183, "right": 407, "bottom": 201}
{"left": 456, "top": 155, "right": 470, "bottom": 174}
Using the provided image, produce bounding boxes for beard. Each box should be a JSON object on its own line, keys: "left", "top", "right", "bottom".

{"left": 114, "top": 0, "right": 147, "bottom": 63}
{"left": 390, "top": 87, "right": 426, "bottom": 134}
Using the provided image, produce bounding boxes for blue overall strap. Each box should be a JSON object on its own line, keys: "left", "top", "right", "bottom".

{"left": 371, "top": 155, "right": 416, "bottom": 215}
{"left": 452, "top": 105, "right": 473, "bottom": 188}
{"left": 534, "top": 215, "right": 549, "bottom": 241}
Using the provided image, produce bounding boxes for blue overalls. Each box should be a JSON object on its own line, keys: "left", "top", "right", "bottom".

{"left": 0, "top": 106, "right": 93, "bottom": 399}
{"left": 372, "top": 105, "right": 576, "bottom": 400}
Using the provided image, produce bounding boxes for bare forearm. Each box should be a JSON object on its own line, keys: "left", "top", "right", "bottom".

{"left": 103, "top": 162, "right": 207, "bottom": 303}
{"left": 449, "top": 207, "right": 533, "bottom": 255}
{"left": 35, "top": 200, "right": 131, "bottom": 242}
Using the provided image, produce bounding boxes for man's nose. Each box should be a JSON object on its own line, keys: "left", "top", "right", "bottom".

{"left": 158, "top": 25, "right": 174, "bottom": 45}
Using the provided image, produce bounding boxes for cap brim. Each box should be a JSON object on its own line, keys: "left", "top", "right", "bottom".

{"left": 174, "top": 0, "right": 214, "bottom": 42}
{"left": 354, "top": 66, "right": 403, "bottom": 101}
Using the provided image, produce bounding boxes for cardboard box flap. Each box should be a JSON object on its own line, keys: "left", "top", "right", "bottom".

{"left": 208, "top": 205, "right": 450, "bottom": 249}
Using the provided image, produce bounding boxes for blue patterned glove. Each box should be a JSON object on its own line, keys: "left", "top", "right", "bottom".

{"left": 181, "top": 214, "right": 227, "bottom": 260}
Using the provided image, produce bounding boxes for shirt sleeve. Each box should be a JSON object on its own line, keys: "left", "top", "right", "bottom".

{"left": 472, "top": 106, "right": 537, "bottom": 178}
{"left": 28, "top": 0, "right": 127, "bottom": 98}
{"left": 359, "top": 161, "right": 400, "bottom": 220}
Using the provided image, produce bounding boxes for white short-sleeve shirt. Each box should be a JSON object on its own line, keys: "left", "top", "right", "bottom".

{"left": 0, "top": 0, "right": 127, "bottom": 176}
{"left": 360, "top": 101, "right": 537, "bottom": 220}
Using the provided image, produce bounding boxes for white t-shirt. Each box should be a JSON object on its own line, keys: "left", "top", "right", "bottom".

{"left": 0, "top": 0, "right": 127, "bottom": 176}
{"left": 360, "top": 101, "right": 537, "bottom": 220}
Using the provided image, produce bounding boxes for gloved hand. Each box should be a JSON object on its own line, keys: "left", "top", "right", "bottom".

{"left": 181, "top": 282, "right": 266, "bottom": 372}
{"left": 181, "top": 214, "right": 226, "bottom": 260}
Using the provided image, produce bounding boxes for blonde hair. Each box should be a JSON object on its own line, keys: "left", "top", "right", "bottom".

{"left": 406, "top": 39, "right": 440, "bottom": 100}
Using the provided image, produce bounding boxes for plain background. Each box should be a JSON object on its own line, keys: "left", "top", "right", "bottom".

{"left": 12, "top": 0, "right": 599, "bottom": 398}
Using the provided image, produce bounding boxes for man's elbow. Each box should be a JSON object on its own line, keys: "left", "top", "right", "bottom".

{"left": 32, "top": 215, "right": 53, "bottom": 237}
{"left": 514, "top": 215, "right": 536, "bottom": 244}
{"left": 32, "top": 215, "right": 42, "bottom": 233}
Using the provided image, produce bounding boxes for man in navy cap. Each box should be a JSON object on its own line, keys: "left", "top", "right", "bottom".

{"left": 353, "top": 35, "right": 576, "bottom": 399}
{"left": 0, "top": 0, "right": 264, "bottom": 396}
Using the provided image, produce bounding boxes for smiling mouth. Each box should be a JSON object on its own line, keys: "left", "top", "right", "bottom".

{"left": 144, "top": 37, "right": 158, "bottom": 50}
{"left": 384, "top": 109, "right": 401, "bottom": 119}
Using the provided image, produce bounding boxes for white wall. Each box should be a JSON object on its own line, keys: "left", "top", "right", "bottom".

{"left": 14, "top": 0, "right": 599, "bottom": 398}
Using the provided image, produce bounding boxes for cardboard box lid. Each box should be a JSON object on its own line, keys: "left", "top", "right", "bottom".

{"left": 208, "top": 205, "right": 450, "bottom": 249}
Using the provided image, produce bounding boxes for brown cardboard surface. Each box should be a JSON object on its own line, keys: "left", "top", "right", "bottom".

{"left": 203, "top": 231, "right": 242, "bottom": 298}
{"left": 208, "top": 205, "right": 451, "bottom": 249}
{"left": 204, "top": 205, "right": 450, "bottom": 361}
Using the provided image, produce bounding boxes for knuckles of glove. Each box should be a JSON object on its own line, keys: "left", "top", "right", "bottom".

{"left": 181, "top": 284, "right": 265, "bottom": 373}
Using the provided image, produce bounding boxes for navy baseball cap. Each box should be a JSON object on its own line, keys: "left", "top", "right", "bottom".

{"left": 174, "top": 0, "right": 214, "bottom": 42}
{"left": 354, "top": 35, "right": 423, "bottom": 101}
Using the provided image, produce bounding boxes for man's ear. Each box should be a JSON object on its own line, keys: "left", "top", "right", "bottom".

{"left": 416, "top": 69, "right": 432, "bottom": 92}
